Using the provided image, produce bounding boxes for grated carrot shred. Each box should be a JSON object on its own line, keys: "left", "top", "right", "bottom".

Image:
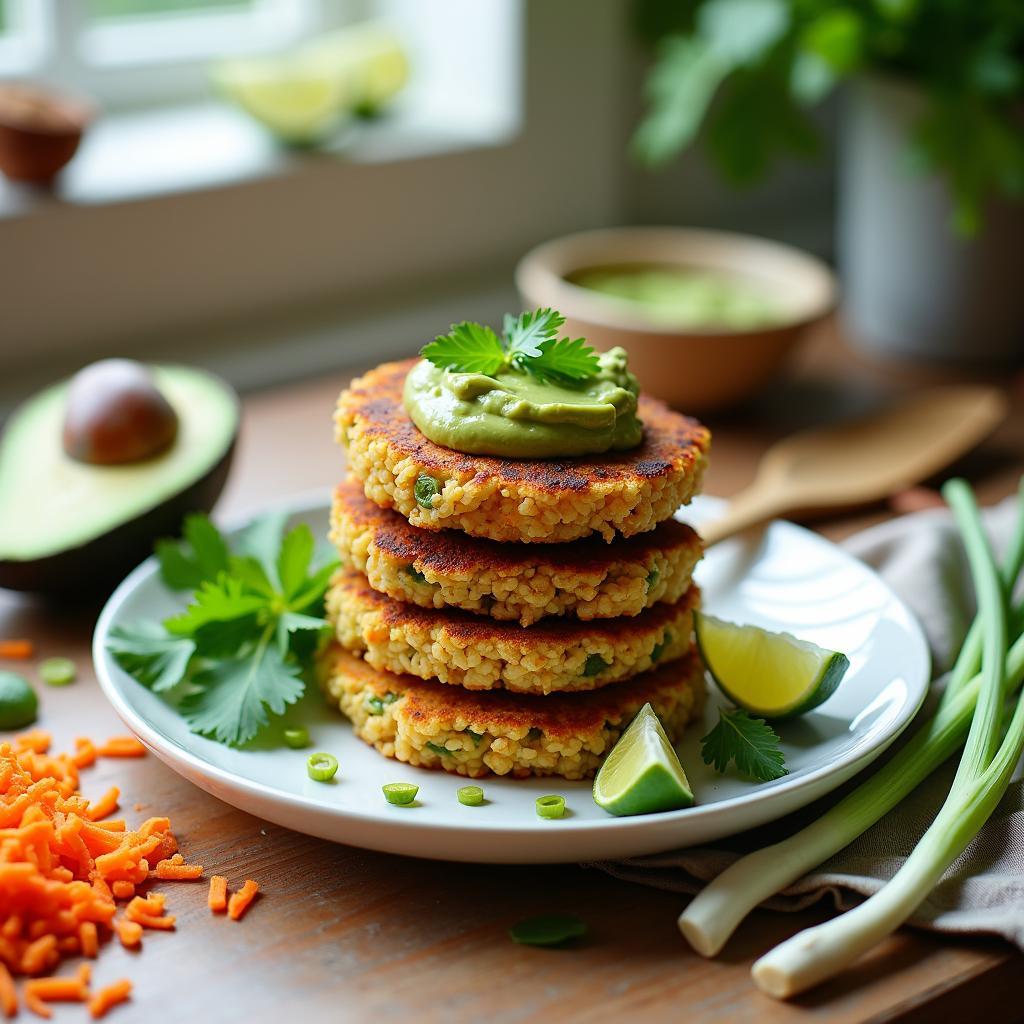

{"left": 24, "top": 975, "right": 87, "bottom": 1002}
{"left": 89, "top": 979, "right": 131, "bottom": 1019}
{"left": 114, "top": 920, "right": 142, "bottom": 950}
{"left": 110, "top": 881, "right": 135, "bottom": 901}
{"left": 207, "top": 875, "right": 228, "bottom": 913}
{"left": 154, "top": 860, "right": 203, "bottom": 881}
{"left": 0, "top": 640, "right": 33, "bottom": 660}
{"left": 88, "top": 787, "right": 120, "bottom": 822}
{"left": 227, "top": 880, "right": 260, "bottom": 921}
{"left": 79, "top": 922, "right": 98, "bottom": 959}
{"left": 22, "top": 987, "right": 50, "bottom": 1019}
{"left": 95, "top": 738, "right": 146, "bottom": 759}
{"left": 0, "top": 963, "right": 17, "bottom": 1018}
{"left": 72, "top": 739, "right": 97, "bottom": 770}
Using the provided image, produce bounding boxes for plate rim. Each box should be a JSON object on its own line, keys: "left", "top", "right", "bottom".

{"left": 92, "top": 492, "right": 931, "bottom": 846}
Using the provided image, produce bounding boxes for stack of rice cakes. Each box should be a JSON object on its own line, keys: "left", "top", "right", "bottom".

{"left": 321, "top": 358, "right": 712, "bottom": 781}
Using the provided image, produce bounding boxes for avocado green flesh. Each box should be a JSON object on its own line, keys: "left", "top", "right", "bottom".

{"left": 0, "top": 366, "right": 238, "bottom": 561}
{"left": 568, "top": 264, "right": 785, "bottom": 330}
{"left": 403, "top": 347, "right": 643, "bottom": 458}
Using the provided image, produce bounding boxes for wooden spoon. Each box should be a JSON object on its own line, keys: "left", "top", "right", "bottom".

{"left": 701, "top": 386, "right": 1008, "bottom": 546}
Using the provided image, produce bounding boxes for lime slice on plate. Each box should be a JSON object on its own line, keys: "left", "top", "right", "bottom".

{"left": 695, "top": 611, "right": 850, "bottom": 720}
{"left": 593, "top": 703, "right": 693, "bottom": 816}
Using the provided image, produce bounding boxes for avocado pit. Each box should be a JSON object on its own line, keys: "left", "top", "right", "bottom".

{"left": 63, "top": 359, "right": 179, "bottom": 465}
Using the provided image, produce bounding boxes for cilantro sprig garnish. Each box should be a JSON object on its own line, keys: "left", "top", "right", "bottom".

{"left": 700, "top": 708, "right": 788, "bottom": 783}
{"left": 107, "top": 513, "right": 338, "bottom": 747}
{"left": 421, "top": 308, "right": 601, "bottom": 384}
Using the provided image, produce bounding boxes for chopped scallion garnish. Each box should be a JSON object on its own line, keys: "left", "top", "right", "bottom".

{"left": 382, "top": 782, "right": 419, "bottom": 806}
{"left": 306, "top": 752, "right": 339, "bottom": 782}
{"left": 535, "top": 795, "right": 566, "bottom": 819}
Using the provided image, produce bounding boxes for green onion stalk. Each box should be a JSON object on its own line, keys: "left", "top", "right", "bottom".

{"left": 679, "top": 479, "right": 1024, "bottom": 978}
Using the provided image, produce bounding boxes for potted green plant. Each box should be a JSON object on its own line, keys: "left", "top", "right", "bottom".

{"left": 632, "top": 0, "right": 1024, "bottom": 364}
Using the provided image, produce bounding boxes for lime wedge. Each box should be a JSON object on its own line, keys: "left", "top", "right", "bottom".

{"left": 593, "top": 703, "right": 693, "bottom": 816}
{"left": 302, "top": 25, "right": 409, "bottom": 117}
{"left": 212, "top": 25, "right": 407, "bottom": 144}
{"left": 695, "top": 612, "right": 850, "bottom": 720}
{"left": 212, "top": 56, "right": 349, "bottom": 145}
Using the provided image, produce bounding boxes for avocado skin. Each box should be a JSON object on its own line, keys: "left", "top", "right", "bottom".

{"left": 0, "top": 442, "right": 234, "bottom": 599}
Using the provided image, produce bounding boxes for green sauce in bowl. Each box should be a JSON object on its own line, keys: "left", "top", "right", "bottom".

{"left": 567, "top": 263, "right": 785, "bottom": 330}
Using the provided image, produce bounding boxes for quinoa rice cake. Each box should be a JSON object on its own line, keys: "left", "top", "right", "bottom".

{"left": 330, "top": 478, "right": 703, "bottom": 626}
{"left": 326, "top": 567, "right": 699, "bottom": 695}
{"left": 335, "top": 359, "right": 710, "bottom": 543}
{"left": 319, "top": 644, "right": 706, "bottom": 780}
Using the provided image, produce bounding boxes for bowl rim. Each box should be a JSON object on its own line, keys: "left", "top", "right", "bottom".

{"left": 514, "top": 225, "right": 838, "bottom": 338}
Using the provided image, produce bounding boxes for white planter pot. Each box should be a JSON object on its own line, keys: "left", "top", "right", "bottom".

{"left": 839, "top": 76, "right": 1024, "bottom": 365}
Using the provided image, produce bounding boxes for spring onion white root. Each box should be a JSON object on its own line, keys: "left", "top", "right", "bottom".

{"left": 749, "top": 479, "right": 1019, "bottom": 997}
{"left": 679, "top": 478, "right": 1024, "bottom": 963}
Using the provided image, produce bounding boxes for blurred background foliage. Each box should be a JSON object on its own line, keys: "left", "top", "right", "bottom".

{"left": 632, "top": 0, "right": 1024, "bottom": 232}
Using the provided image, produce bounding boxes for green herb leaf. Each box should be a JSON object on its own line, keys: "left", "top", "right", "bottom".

{"left": 503, "top": 308, "right": 564, "bottom": 359}
{"left": 510, "top": 914, "right": 587, "bottom": 947}
{"left": 113, "top": 510, "right": 337, "bottom": 748}
{"left": 521, "top": 336, "right": 601, "bottom": 384}
{"left": 181, "top": 630, "right": 305, "bottom": 747}
{"left": 275, "top": 611, "right": 328, "bottom": 655}
{"left": 107, "top": 622, "right": 196, "bottom": 693}
{"left": 420, "top": 309, "right": 601, "bottom": 383}
{"left": 234, "top": 511, "right": 289, "bottom": 590}
{"left": 155, "top": 514, "right": 230, "bottom": 590}
{"left": 700, "top": 708, "right": 787, "bottom": 782}
{"left": 164, "top": 577, "right": 268, "bottom": 644}
{"left": 277, "top": 523, "right": 315, "bottom": 601}
{"left": 422, "top": 321, "right": 506, "bottom": 375}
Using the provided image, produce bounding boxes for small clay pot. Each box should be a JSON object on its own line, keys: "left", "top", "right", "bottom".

{"left": 0, "top": 83, "right": 95, "bottom": 184}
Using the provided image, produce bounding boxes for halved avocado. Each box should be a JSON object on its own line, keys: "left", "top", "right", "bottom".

{"left": 0, "top": 364, "right": 238, "bottom": 597}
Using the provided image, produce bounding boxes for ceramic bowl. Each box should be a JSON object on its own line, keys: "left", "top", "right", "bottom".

{"left": 0, "top": 83, "right": 94, "bottom": 184}
{"left": 515, "top": 226, "right": 837, "bottom": 413}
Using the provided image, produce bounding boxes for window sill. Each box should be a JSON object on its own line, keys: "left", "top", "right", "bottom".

{"left": 0, "top": 96, "right": 517, "bottom": 217}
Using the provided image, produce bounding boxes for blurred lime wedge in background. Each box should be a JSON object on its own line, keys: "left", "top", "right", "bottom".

{"left": 695, "top": 612, "right": 850, "bottom": 720}
{"left": 303, "top": 25, "right": 409, "bottom": 118}
{"left": 211, "top": 23, "right": 407, "bottom": 145}
{"left": 593, "top": 703, "right": 694, "bottom": 816}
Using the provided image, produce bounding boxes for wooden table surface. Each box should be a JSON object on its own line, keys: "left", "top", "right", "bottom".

{"left": 2, "top": 326, "right": 1023, "bottom": 1024}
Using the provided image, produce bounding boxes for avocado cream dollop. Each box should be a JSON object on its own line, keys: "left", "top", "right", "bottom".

{"left": 403, "top": 347, "right": 643, "bottom": 458}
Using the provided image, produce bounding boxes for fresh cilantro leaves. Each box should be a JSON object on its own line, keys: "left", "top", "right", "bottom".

{"left": 422, "top": 308, "right": 600, "bottom": 384}
{"left": 700, "top": 708, "right": 788, "bottom": 783}
{"left": 106, "top": 622, "right": 196, "bottom": 694}
{"left": 109, "top": 514, "right": 338, "bottom": 747}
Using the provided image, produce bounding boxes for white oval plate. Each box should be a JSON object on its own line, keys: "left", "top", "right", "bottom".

{"left": 93, "top": 494, "right": 929, "bottom": 865}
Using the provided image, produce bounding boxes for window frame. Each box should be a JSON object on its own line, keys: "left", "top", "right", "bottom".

{"left": 0, "top": 0, "right": 366, "bottom": 108}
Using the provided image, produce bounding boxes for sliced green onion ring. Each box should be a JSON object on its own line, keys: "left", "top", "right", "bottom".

{"left": 535, "top": 795, "right": 566, "bottom": 819}
{"left": 457, "top": 785, "right": 484, "bottom": 806}
{"left": 283, "top": 726, "right": 310, "bottom": 749}
{"left": 39, "top": 657, "right": 76, "bottom": 687}
{"left": 306, "top": 752, "right": 339, "bottom": 782}
{"left": 383, "top": 782, "right": 419, "bottom": 805}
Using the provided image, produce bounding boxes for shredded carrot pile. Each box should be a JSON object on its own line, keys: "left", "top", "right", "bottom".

{"left": 0, "top": 730, "right": 258, "bottom": 1018}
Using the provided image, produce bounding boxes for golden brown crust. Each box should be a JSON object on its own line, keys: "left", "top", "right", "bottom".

{"left": 335, "top": 359, "right": 711, "bottom": 543}
{"left": 318, "top": 644, "right": 707, "bottom": 779}
{"left": 326, "top": 568, "right": 699, "bottom": 694}
{"left": 330, "top": 478, "right": 703, "bottom": 624}
{"left": 332, "top": 477, "right": 702, "bottom": 577}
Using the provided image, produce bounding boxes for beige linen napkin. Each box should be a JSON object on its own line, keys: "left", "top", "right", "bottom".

{"left": 592, "top": 496, "right": 1024, "bottom": 948}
